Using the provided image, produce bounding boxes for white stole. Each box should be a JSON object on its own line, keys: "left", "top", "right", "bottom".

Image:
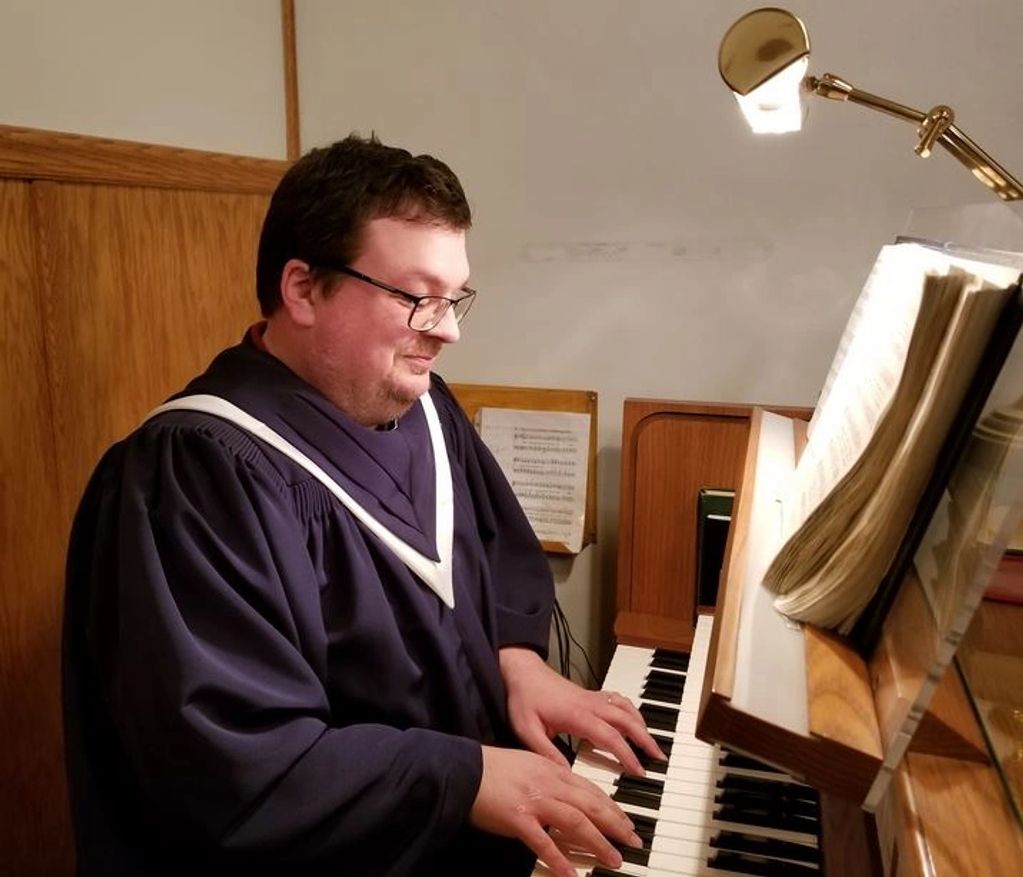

{"left": 144, "top": 393, "right": 456, "bottom": 608}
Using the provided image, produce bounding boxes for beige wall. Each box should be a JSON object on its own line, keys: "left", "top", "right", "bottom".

{"left": 4, "top": 0, "right": 1022, "bottom": 679}
{"left": 297, "top": 0, "right": 1023, "bottom": 674}
{"left": 0, "top": 0, "right": 285, "bottom": 157}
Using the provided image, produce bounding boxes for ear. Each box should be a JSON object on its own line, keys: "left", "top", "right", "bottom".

{"left": 278, "top": 259, "right": 318, "bottom": 328}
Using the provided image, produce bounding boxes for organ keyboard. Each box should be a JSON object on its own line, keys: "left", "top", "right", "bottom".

{"left": 532, "top": 616, "right": 822, "bottom": 877}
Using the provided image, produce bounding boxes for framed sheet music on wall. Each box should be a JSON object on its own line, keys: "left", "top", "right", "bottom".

{"left": 448, "top": 383, "right": 598, "bottom": 554}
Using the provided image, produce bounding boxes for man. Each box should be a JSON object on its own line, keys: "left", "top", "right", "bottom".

{"left": 63, "top": 134, "right": 662, "bottom": 877}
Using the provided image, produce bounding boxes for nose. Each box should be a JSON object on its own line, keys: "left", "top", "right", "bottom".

{"left": 426, "top": 304, "right": 461, "bottom": 344}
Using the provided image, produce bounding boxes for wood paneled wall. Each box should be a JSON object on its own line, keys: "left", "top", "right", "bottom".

{"left": 0, "top": 125, "right": 287, "bottom": 875}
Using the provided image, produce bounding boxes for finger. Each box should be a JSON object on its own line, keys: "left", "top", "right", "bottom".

{"left": 516, "top": 718, "right": 572, "bottom": 769}
{"left": 632, "top": 723, "right": 669, "bottom": 762}
{"left": 606, "top": 691, "right": 647, "bottom": 730}
{"left": 539, "top": 799, "right": 625, "bottom": 870}
{"left": 532, "top": 736, "right": 572, "bottom": 770}
{"left": 559, "top": 773, "right": 643, "bottom": 848}
{"left": 604, "top": 693, "right": 666, "bottom": 765}
{"left": 521, "top": 821, "right": 584, "bottom": 877}
{"left": 583, "top": 718, "right": 647, "bottom": 777}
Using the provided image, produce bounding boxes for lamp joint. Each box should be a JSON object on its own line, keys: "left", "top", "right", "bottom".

{"left": 808, "top": 73, "right": 853, "bottom": 101}
{"left": 916, "top": 105, "right": 955, "bottom": 158}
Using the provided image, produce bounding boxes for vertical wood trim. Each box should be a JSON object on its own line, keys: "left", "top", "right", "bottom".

{"left": 281, "top": 0, "right": 301, "bottom": 161}
{"left": 32, "top": 182, "right": 72, "bottom": 520}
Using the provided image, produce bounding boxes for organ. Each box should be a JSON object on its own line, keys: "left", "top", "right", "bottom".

{"left": 534, "top": 398, "right": 1023, "bottom": 876}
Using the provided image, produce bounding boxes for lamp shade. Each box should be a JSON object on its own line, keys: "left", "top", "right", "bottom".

{"left": 718, "top": 8, "right": 810, "bottom": 96}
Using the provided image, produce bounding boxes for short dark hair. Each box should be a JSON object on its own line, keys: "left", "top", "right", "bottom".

{"left": 256, "top": 133, "right": 472, "bottom": 315}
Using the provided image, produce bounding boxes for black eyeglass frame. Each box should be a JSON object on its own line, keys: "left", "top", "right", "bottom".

{"left": 312, "top": 262, "right": 476, "bottom": 332}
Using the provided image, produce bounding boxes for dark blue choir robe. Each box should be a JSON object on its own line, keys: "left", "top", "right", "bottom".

{"left": 63, "top": 333, "right": 555, "bottom": 876}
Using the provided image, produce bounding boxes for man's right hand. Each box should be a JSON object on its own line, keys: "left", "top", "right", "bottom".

{"left": 468, "top": 745, "right": 642, "bottom": 877}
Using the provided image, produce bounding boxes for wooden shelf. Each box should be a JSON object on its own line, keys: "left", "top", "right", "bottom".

{"left": 698, "top": 628, "right": 885, "bottom": 807}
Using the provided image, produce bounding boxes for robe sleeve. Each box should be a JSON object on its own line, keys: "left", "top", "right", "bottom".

{"left": 79, "top": 415, "right": 482, "bottom": 873}
{"left": 431, "top": 378, "right": 555, "bottom": 656}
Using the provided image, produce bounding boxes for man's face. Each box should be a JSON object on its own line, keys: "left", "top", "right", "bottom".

{"left": 307, "top": 216, "right": 469, "bottom": 426}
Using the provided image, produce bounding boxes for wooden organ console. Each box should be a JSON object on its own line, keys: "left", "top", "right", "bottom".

{"left": 535, "top": 398, "right": 1023, "bottom": 876}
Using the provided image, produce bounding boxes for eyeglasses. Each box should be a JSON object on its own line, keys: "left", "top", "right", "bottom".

{"left": 314, "top": 262, "right": 476, "bottom": 332}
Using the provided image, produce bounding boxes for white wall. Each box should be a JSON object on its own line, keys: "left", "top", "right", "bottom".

{"left": 297, "top": 0, "right": 1023, "bottom": 676}
{"left": 0, "top": 0, "right": 285, "bottom": 157}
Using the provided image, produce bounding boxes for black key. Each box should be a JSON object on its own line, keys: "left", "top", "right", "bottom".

{"left": 641, "top": 681, "right": 685, "bottom": 704}
{"left": 629, "top": 813, "right": 658, "bottom": 844}
{"left": 650, "top": 647, "right": 690, "bottom": 671}
{"left": 611, "top": 840, "right": 650, "bottom": 866}
{"left": 630, "top": 743, "right": 667, "bottom": 774}
{"left": 646, "top": 668, "right": 687, "bottom": 687}
{"left": 715, "top": 801, "right": 819, "bottom": 835}
{"left": 642, "top": 679, "right": 686, "bottom": 698}
{"left": 715, "top": 788, "right": 819, "bottom": 821}
{"left": 652, "top": 646, "right": 690, "bottom": 665}
{"left": 711, "top": 829, "right": 820, "bottom": 865}
{"left": 639, "top": 702, "right": 678, "bottom": 732}
{"left": 650, "top": 733, "right": 673, "bottom": 758}
{"left": 629, "top": 733, "right": 672, "bottom": 773}
{"left": 718, "top": 773, "right": 819, "bottom": 804}
{"left": 592, "top": 869, "right": 625, "bottom": 877}
{"left": 719, "top": 750, "right": 782, "bottom": 774}
{"left": 617, "top": 774, "right": 665, "bottom": 795}
{"left": 709, "top": 848, "right": 820, "bottom": 876}
{"left": 612, "top": 785, "right": 661, "bottom": 809}
{"left": 642, "top": 674, "right": 686, "bottom": 693}
{"left": 613, "top": 775, "right": 664, "bottom": 810}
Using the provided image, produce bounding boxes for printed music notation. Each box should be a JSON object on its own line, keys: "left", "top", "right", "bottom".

{"left": 476, "top": 407, "right": 591, "bottom": 553}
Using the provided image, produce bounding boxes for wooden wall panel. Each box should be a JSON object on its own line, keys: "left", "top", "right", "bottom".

{"left": 37, "top": 182, "right": 268, "bottom": 519}
{"left": 0, "top": 181, "right": 71, "bottom": 873}
{"left": 0, "top": 126, "right": 284, "bottom": 877}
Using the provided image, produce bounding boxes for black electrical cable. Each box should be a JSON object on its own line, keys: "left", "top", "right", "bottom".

{"left": 552, "top": 598, "right": 599, "bottom": 687}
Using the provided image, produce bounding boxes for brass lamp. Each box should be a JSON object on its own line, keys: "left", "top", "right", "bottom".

{"left": 718, "top": 7, "right": 1023, "bottom": 201}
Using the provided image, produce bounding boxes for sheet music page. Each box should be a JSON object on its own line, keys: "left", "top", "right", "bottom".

{"left": 807, "top": 251, "right": 891, "bottom": 440}
{"left": 783, "top": 245, "right": 930, "bottom": 535}
{"left": 476, "top": 407, "right": 590, "bottom": 552}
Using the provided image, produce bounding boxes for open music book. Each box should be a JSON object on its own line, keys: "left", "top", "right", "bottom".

{"left": 761, "top": 240, "right": 1023, "bottom": 634}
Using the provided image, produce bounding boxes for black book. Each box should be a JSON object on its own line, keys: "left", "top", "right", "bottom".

{"left": 697, "top": 488, "right": 734, "bottom": 609}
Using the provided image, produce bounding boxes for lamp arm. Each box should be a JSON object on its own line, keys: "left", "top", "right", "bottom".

{"left": 807, "top": 73, "right": 1022, "bottom": 201}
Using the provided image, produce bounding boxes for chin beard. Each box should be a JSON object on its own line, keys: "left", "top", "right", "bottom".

{"left": 376, "top": 378, "right": 429, "bottom": 422}
{"left": 329, "top": 366, "right": 433, "bottom": 428}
